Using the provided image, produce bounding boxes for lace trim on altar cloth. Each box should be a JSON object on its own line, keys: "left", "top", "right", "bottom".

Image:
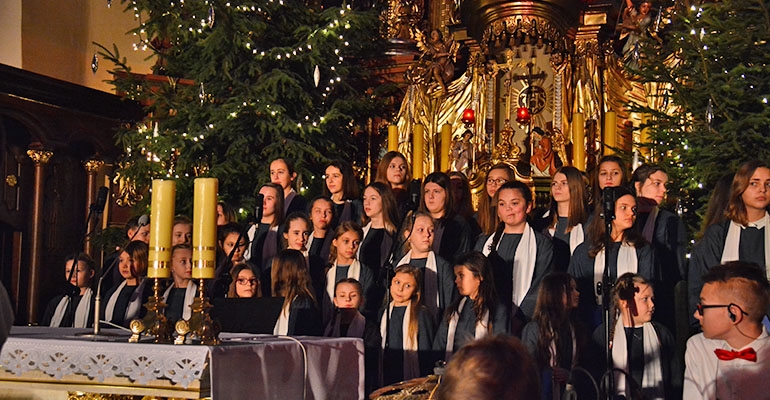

{"left": 0, "top": 337, "right": 209, "bottom": 388}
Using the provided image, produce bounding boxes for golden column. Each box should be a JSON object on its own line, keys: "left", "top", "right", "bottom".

{"left": 83, "top": 158, "right": 104, "bottom": 256}
{"left": 26, "top": 147, "right": 53, "bottom": 323}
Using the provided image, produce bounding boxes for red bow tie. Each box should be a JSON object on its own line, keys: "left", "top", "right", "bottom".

{"left": 714, "top": 348, "right": 757, "bottom": 362}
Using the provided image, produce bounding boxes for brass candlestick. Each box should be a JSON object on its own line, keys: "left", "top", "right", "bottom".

{"left": 129, "top": 278, "right": 173, "bottom": 343}
{"left": 184, "top": 278, "right": 220, "bottom": 345}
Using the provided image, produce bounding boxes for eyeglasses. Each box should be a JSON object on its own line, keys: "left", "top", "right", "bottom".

{"left": 237, "top": 278, "right": 258, "bottom": 286}
{"left": 486, "top": 178, "right": 507, "bottom": 185}
{"left": 696, "top": 302, "right": 748, "bottom": 317}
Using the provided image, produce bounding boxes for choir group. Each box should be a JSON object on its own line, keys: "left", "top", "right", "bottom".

{"left": 40, "top": 154, "right": 770, "bottom": 399}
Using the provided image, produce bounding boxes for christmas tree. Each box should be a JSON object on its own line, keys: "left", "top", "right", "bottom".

{"left": 628, "top": 0, "right": 770, "bottom": 235}
{"left": 100, "top": 0, "right": 389, "bottom": 216}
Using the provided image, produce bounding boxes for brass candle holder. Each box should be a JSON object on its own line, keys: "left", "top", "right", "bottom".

{"left": 176, "top": 279, "right": 219, "bottom": 345}
{"left": 129, "top": 277, "right": 173, "bottom": 343}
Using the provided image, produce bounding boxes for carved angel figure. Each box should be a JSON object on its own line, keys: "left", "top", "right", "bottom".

{"left": 406, "top": 29, "right": 460, "bottom": 95}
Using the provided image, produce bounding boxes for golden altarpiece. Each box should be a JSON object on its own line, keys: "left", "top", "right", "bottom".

{"left": 379, "top": 0, "right": 670, "bottom": 205}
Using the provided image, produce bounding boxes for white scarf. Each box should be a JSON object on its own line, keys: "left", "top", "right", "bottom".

{"left": 323, "top": 260, "right": 362, "bottom": 322}
{"left": 50, "top": 288, "right": 93, "bottom": 328}
{"left": 593, "top": 242, "right": 638, "bottom": 305}
{"left": 162, "top": 281, "right": 198, "bottom": 320}
{"left": 445, "top": 297, "right": 489, "bottom": 360}
{"left": 273, "top": 296, "right": 295, "bottom": 335}
{"left": 104, "top": 280, "right": 145, "bottom": 323}
{"left": 481, "top": 223, "right": 538, "bottom": 306}
{"left": 611, "top": 320, "right": 663, "bottom": 400}
{"left": 722, "top": 212, "right": 770, "bottom": 278}
{"left": 397, "top": 251, "right": 439, "bottom": 318}
{"left": 324, "top": 309, "right": 366, "bottom": 337}
{"left": 546, "top": 215, "right": 585, "bottom": 255}
{"left": 380, "top": 302, "right": 420, "bottom": 381}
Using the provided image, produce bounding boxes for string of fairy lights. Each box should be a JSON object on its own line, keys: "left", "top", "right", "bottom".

{"left": 112, "top": 0, "right": 359, "bottom": 179}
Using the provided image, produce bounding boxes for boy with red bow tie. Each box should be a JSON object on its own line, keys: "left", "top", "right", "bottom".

{"left": 684, "top": 261, "right": 770, "bottom": 399}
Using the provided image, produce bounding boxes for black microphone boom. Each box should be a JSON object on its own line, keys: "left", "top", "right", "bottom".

{"left": 255, "top": 193, "right": 265, "bottom": 223}
{"left": 408, "top": 179, "right": 421, "bottom": 212}
{"left": 91, "top": 187, "right": 109, "bottom": 213}
{"left": 91, "top": 214, "right": 149, "bottom": 335}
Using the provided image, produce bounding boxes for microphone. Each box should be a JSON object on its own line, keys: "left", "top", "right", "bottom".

{"left": 91, "top": 187, "right": 109, "bottom": 213}
{"left": 255, "top": 193, "right": 265, "bottom": 223}
{"left": 92, "top": 214, "right": 149, "bottom": 335}
{"left": 601, "top": 187, "right": 616, "bottom": 221}
{"left": 408, "top": 179, "right": 421, "bottom": 212}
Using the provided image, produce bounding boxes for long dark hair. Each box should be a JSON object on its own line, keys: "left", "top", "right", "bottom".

{"left": 444, "top": 252, "right": 498, "bottom": 325}
{"left": 546, "top": 166, "right": 588, "bottom": 232}
{"left": 323, "top": 159, "right": 360, "bottom": 201}
{"left": 420, "top": 172, "right": 454, "bottom": 220}
{"left": 587, "top": 186, "right": 645, "bottom": 258}
{"left": 590, "top": 155, "right": 628, "bottom": 208}
{"left": 725, "top": 160, "right": 770, "bottom": 226}
{"left": 531, "top": 272, "right": 580, "bottom": 369}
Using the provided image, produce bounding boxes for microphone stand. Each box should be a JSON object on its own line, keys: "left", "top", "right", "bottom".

{"left": 599, "top": 188, "right": 615, "bottom": 399}
{"left": 83, "top": 216, "right": 148, "bottom": 338}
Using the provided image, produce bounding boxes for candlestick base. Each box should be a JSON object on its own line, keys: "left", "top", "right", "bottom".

{"left": 129, "top": 278, "right": 173, "bottom": 344}
{"left": 187, "top": 279, "right": 220, "bottom": 345}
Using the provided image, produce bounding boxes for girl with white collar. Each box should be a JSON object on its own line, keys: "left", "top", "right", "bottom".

{"left": 476, "top": 180, "right": 553, "bottom": 333}
{"left": 359, "top": 182, "right": 399, "bottom": 279}
{"left": 164, "top": 244, "right": 197, "bottom": 322}
{"left": 568, "top": 185, "right": 655, "bottom": 329}
{"left": 102, "top": 240, "right": 152, "bottom": 328}
{"left": 324, "top": 222, "right": 375, "bottom": 322}
{"left": 41, "top": 253, "right": 96, "bottom": 328}
{"left": 397, "top": 212, "right": 457, "bottom": 323}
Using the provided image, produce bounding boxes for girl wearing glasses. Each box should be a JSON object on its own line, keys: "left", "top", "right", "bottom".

{"left": 476, "top": 164, "right": 516, "bottom": 236}
{"left": 689, "top": 160, "right": 770, "bottom": 324}
{"left": 228, "top": 263, "right": 260, "bottom": 298}
{"left": 568, "top": 185, "right": 656, "bottom": 329}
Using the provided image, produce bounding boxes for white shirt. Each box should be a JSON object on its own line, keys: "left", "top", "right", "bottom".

{"left": 683, "top": 327, "right": 770, "bottom": 400}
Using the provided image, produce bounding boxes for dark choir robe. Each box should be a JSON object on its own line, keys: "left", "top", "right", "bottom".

{"left": 101, "top": 279, "right": 152, "bottom": 328}
{"left": 475, "top": 230, "right": 554, "bottom": 327}
{"left": 262, "top": 254, "right": 326, "bottom": 299}
{"left": 378, "top": 304, "right": 436, "bottom": 386}
{"left": 636, "top": 203, "right": 687, "bottom": 333}
{"left": 433, "top": 297, "right": 509, "bottom": 358}
{"left": 284, "top": 190, "right": 307, "bottom": 216}
{"left": 330, "top": 199, "right": 363, "bottom": 232}
{"left": 164, "top": 282, "right": 198, "bottom": 322}
{"left": 590, "top": 321, "right": 681, "bottom": 400}
{"left": 688, "top": 218, "right": 768, "bottom": 327}
{"left": 359, "top": 226, "right": 394, "bottom": 278}
{"left": 247, "top": 223, "right": 281, "bottom": 273}
{"left": 568, "top": 242, "right": 656, "bottom": 329}
{"left": 521, "top": 320, "right": 578, "bottom": 400}
{"left": 396, "top": 253, "right": 457, "bottom": 323}
{"left": 536, "top": 213, "right": 586, "bottom": 273}
{"left": 41, "top": 292, "right": 95, "bottom": 328}
{"left": 392, "top": 187, "right": 412, "bottom": 222}
{"left": 432, "top": 214, "right": 472, "bottom": 264}
{"left": 308, "top": 231, "right": 333, "bottom": 264}
{"left": 275, "top": 296, "right": 323, "bottom": 336}
{"left": 323, "top": 261, "right": 377, "bottom": 322}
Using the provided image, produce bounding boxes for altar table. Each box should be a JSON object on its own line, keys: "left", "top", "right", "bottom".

{"left": 0, "top": 327, "right": 364, "bottom": 399}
